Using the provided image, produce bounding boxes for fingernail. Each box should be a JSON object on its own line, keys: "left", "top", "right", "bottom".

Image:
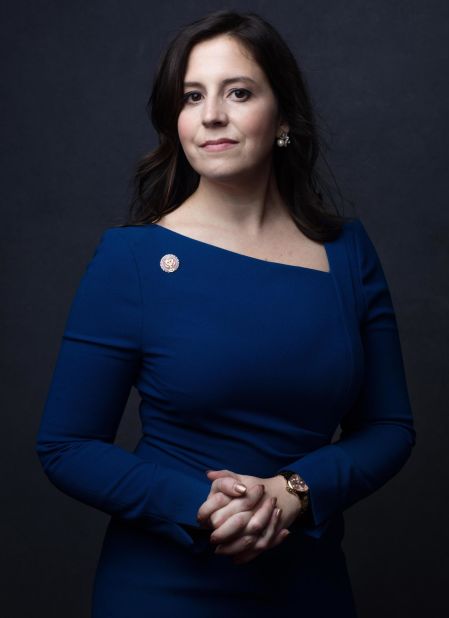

{"left": 275, "top": 508, "right": 281, "bottom": 518}
{"left": 235, "top": 483, "right": 247, "bottom": 493}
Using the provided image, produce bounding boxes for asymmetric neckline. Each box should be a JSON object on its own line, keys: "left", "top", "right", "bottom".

{"left": 149, "top": 223, "right": 332, "bottom": 275}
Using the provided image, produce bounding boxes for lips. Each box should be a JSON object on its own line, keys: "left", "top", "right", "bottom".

{"left": 200, "top": 138, "right": 238, "bottom": 147}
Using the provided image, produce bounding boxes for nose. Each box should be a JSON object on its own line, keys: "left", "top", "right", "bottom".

{"left": 201, "top": 95, "right": 228, "bottom": 127}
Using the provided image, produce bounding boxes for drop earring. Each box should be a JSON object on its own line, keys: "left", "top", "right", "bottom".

{"left": 276, "top": 130, "right": 291, "bottom": 147}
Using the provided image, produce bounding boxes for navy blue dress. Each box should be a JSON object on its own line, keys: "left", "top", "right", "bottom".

{"left": 35, "top": 218, "right": 416, "bottom": 617}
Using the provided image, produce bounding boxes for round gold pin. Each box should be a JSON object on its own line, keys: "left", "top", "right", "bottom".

{"left": 160, "top": 253, "right": 180, "bottom": 272}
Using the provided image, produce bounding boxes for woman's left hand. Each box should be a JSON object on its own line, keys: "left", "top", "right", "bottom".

{"left": 197, "top": 469, "right": 303, "bottom": 564}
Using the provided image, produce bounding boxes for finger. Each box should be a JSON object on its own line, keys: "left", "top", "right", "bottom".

{"left": 268, "top": 528, "right": 291, "bottom": 551}
{"left": 251, "top": 506, "right": 283, "bottom": 551}
{"left": 209, "top": 510, "right": 253, "bottom": 544}
{"left": 210, "top": 476, "right": 248, "bottom": 498}
{"left": 196, "top": 491, "right": 232, "bottom": 526}
{"left": 214, "top": 533, "right": 258, "bottom": 556}
{"left": 206, "top": 469, "right": 239, "bottom": 481}
{"left": 209, "top": 484, "right": 265, "bottom": 529}
{"left": 212, "top": 497, "right": 275, "bottom": 556}
{"left": 244, "top": 496, "right": 277, "bottom": 536}
{"left": 209, "top": 486, "right": 268, "bottom": 543}
{"left": 232, "top": 547, "right": 261, "bottom": 565}
{"left": 233, "top": 506, "right": 282, "bottom": 562}
{"left": 232, "top": 528, "right": 289, "bottom": 566}
{"left": 231, "top": 514, "right": 290, "bottom": 566}
{"left": 198, "top": 476, "right": 251, "bottom": 528}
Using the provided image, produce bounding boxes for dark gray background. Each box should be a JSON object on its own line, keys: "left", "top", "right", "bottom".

{"left": 2, "top": 1, "right": 447, "bottom": 616}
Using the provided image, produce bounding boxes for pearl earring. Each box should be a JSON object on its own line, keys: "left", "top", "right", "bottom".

{"left": 276, "top": 131, "right": 291, "bottom": 147}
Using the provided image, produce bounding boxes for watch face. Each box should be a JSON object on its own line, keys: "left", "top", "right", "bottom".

{"left": 289, "top": 474, "right": 309, "bottom": 493}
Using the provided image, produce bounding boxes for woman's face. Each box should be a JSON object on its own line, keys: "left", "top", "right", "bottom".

{"left": 177, "top": 34, "right": 287, "bottom": 181}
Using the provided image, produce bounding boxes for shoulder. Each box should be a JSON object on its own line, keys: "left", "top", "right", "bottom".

{"left": 99, "top": 224, "right": 153, "bottom": 246}
{"left": 337, "top": 216, "right": 369, "bottom": 243}
{"left": 81, "top": 225, "right": 155, "bottom": 283}
{"left": 93, "top": 224, "right": 158, "bottom": 261}
{"left": 336, "top": 217, "right": 380, "bottom": 266}
{"left": 92, "top": 225, "right": 168, "bottom": 284}
{"left": 340, "top": 218, "right": 396, "bottom": 326}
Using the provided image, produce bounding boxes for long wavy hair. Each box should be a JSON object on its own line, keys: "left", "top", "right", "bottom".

{"left": 120, "top": 9, "right": 354, "bottom": 241}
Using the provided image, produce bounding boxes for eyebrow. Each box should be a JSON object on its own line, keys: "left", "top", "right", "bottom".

{"left": 183, "top": 75, "right": 257, "bottom": 88}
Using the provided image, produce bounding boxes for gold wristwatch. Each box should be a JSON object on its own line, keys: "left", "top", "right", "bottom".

{"left": 277, "top": 470, "right": 310, "bottom": 517}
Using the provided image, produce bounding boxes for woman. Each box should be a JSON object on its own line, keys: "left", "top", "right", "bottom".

{"left": 35, "top": 9, "right": 416, "bottom": 617}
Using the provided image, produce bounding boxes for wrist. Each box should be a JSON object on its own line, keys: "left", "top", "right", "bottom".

{"left": 275, "top": 471, "right": 310, "bottom": 523}
{"left": 272, "top": 474, "right": 303, "bottom": 520}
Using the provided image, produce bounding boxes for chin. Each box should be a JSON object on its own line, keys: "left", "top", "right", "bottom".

{"left": 198, "top": 167, "right": 252, "bottom": 182}
{"left": 192, "top": 158, "right": 257, "bottom": 176}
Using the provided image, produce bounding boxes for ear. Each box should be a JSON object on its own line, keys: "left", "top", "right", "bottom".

{"left": 277, "top": 122, "right": 290, "bottom": 136}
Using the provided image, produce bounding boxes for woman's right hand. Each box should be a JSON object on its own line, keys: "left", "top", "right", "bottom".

{"left": 197, "top": 473, "right": 290, "bottom": 563}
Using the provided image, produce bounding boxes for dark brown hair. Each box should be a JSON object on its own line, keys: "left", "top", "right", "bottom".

{"left": 121, "top": 9, "right": 354, "bottom": 240}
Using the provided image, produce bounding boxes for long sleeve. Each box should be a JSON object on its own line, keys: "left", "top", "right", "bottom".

{"left": 277, "top": 219, "right": 416, "bottom": 540}
{"left": 35, "top": 228, "right": 211, "bottom": 549}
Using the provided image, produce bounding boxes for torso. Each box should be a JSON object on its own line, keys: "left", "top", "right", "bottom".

{"left": 155, "top": 208, "right": 330, "bottom": 273}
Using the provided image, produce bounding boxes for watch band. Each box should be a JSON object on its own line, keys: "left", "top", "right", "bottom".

{"left": 278, "top": 469, "right": 310, "bottom": 516}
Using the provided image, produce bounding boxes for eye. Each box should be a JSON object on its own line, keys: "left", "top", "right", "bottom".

{"left": 182, "top": 91, "right": 202, "bottom": 104}
{"left": 230, "top": 88, "right": 252, "bottom": 101}
{"left": 181, "top": 88, "right": 253, "bottom": 105}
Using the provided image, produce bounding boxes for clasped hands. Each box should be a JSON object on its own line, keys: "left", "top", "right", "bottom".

{"left": 196, "top": 469, "right": 303, "bottom": 565}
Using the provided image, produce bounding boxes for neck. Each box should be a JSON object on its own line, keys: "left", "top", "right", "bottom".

{"left": 182, "top": 161, "right": 289, "bottom": 236}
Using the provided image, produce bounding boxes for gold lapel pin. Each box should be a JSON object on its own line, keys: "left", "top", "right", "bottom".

{"left": 160, "top": 253, "right": 180, "bottom": 272}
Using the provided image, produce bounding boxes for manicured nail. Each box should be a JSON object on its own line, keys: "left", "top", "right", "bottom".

{"left": 235, "top": 483, "right": 247, "bottom": 493}
{"left": 275, "top": 508, "right": 281, "bottom": 518}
